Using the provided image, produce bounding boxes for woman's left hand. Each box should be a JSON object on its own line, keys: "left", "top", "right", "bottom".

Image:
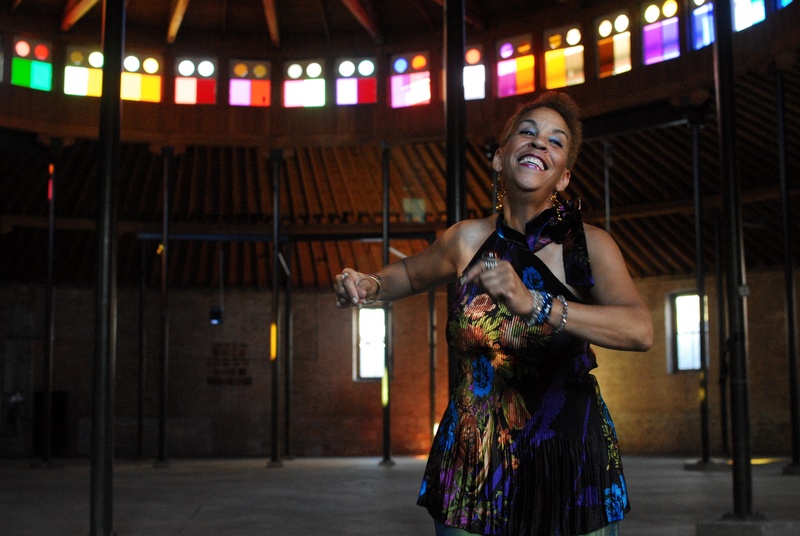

{"left": 460, "top": 254, "right": 534, "bottom": 316}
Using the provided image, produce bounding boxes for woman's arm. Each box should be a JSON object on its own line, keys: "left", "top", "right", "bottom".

{"left": 546, "top": 225, "right": 653, "bottom": 351}
{"left": 334, "top": 218, "right": 494, "bottom": 307}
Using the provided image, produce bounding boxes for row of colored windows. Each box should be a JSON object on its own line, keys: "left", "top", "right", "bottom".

{"left": 2, "top": 0, "right": 789, "bottom": 108}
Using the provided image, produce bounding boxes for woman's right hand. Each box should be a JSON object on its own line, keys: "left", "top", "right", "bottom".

{"left": 333, "top": 269, "right": 379, "bottom": 308}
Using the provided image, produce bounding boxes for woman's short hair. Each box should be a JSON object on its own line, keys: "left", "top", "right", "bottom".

{"left": 498, "top": 91, "right": 583, "bottom": 169}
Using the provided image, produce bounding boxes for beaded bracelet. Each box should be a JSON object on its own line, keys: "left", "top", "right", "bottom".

{"left": 524, "top": 289, "right": 554, "bottom": 327}
{"left": 554, "top": 294, "right": 569, "bottom": 333}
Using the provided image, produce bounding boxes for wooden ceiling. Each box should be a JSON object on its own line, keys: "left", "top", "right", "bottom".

{"left": 0, "top": 1, "right": 799, "bottom": 291}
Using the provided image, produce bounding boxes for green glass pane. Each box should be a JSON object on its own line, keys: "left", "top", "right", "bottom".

{"left": 10, "top": 57, "right": 32, "bottom": 87}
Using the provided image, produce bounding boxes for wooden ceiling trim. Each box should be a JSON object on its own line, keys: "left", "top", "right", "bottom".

{"left": 295, "top": 149, "right": 325, "bottom": 221}
{"left": 61, "top": 0, "right": 98, "bottom": 32}
{"left": 405, "top": 143, "right": 444, "bottom": 219}
{"left": 261, "top": 0, "right": 281, "bottom": 48}
{"left": 331, "top": 146, "right": 366, "bottom": 221}
{"left": 309, "top": 147, "right": 343, "bottom": 219}
{"left": 415, "top": 142, "right": 448, "bottom": 215}
{"left": 340, "top": 0, "right": 383, "bottom": 43}
{"left": 229, "top": 147, "right": 243, "bottom": 217}
{"left": 167, "top": 0, "right": 191, "bottom": 44}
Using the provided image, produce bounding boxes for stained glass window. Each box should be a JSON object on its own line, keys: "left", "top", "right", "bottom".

{"left": 336, "top": 58, "right": 377, "bottom": 105}
{"left": 229, "top": 60, "right": 271, "bottom": 107}
{"left": 64, "top": 45, "right": 103, "bottom": 97}
{"left": 122, "top": 53, "right": 162, "bottom": 102}
{"left": 596, "top": 12, "right": 632, "bottom": 78}
{"left": 284, "top": 59, "right": 326, "bottom": 108}
{"left": 11, "top": 36, "right": 52, "bottom": 92}
{"left": 691, "top": 0, "right": 715, "bottom": 49}
{"left": 464, "top": 46, "right": 486, "bottom": 100}
{"left": 496, "top": 34, "right": 535, "bottom": 97}
{"left": 175, "top": 57, "right": 217, "bottom": 105}
{"left": 390, "top": 52, "right": 431, "bottom": 108}
{"left": 734, "top": 0, "right": 766, "bottom": 30}
{"left": 544, "top": 25, "right": 585, "bottom": 89}
{"left": 642, "top": 0, "right": 681, "bottom": 65}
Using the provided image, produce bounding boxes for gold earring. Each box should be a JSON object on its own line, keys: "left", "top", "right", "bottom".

{"left": 495, "top": 174, "right": 505, "bottom": 212}
{"left": 551, "top": 191, "right": 562, "bottom": 222}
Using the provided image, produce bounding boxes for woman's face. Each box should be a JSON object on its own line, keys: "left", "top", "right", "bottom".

{"left": 492, "top": 106, "right": 572, "bottom": 198}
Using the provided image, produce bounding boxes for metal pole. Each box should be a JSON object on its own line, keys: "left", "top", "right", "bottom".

{"left": 283, "top": 242, "right": 294, "bottom": 459}
{"left": 380, "top": 143, "right": 394, "bottom": 467}
{"left": 157, "top": 146, "right": 172, "bottom": 467}
{"left": 714, "top": 0, "right": 754, "bottom": 518}
{"left": 137, "top": 240, "right": 147, "bottom": 458}
{"left": 91, "top": 1, "right": 124, "bottom": 533}
{"left": 775, "top": 65, "right": 800, "bottom": 475}
{"left": 691, "top": 114, "right": 711, "bottom": 464}
{"left": 603, "top": 140, "right": 612, "bottom": 233}
{"left": 716, "top": 219, "right": 730, "bottom": 456}
{"left": 41, "top": 140, "right": 61, "bottom": 465}
{"left": 429, "top": 288, "right": 437, "bottom": 444}
{"left": 269, "top": 148, "right": 283, "bottom": 468}
{"left": 445, "top": 0, "right": 466, "bottom": 397}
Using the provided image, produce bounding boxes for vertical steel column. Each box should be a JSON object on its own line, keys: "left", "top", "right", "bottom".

{"left": 715, "top": 218, "right": 730, "bottom": 456}
{"left": 157, "top": 146, "right": 173, "bottom": 467}
{"left": 269, "top": 149, "right": 283, "bottom": 468}
{"left": 283, "top": 241, "right": 294, "bottom": 459}
{"left": 380, "top": 143, "right": 394, "bottom": 467}
{"left": 603, "top": 140, "right": 612, "bottom": 233}
{"left": 445, "top": 0, "right": 466, "bottom": 396}
{"left": 41, "top": 140, "right": 61, "bottom": 465}
{"left": 137, "top": 240, "right": 147, "bottom": 458}
{"left": 775, "top": 63, "right": 800, "bottom": 475}
{"left": 91, "top": 1, "right": 124, "bottom": 534}
{"left": 714, "top": 0, "right": 754, "bottom": 518}
{"left": 429, "top": 288, "right": 438, "bottom": 442}
{"left": 691, "top": 112, "right": 711, "bottom": 464}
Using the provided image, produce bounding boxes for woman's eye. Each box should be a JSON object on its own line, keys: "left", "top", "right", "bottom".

{"left": 520, "top": 128, "right": 536, "bottom": 137}
{"left": 549, "top": 138, "right": 563, "bottom": 148}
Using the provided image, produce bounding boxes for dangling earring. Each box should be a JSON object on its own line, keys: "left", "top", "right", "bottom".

{"left": 551, "top": 190, "right": 562, "bottom": 222}
{"left": 495, "top": 174, "right": 505, "bottom": 212}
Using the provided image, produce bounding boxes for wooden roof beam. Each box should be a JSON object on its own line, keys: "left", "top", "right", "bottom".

{"left": 427, "top": 0, "right": 485, "bottom": 31}
{"left": 61, "top": 0, "right": 100, "bottom": 32}
{"left": 262, "top": 0, "right": 281, "bottom": 48}
{"left": 167, "top": 0, "right": 191, "bottom": 44}
{"left": 340, "top": 0, "right": 383, "bottom": 44}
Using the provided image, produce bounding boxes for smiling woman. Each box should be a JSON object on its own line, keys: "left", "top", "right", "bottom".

{"left": 334, "top": 91, "right": 653, "bottom": 535}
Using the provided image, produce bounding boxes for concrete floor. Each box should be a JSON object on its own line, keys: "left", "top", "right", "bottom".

{"left": 2, "top": 455, "right": 799, "bottom": 535}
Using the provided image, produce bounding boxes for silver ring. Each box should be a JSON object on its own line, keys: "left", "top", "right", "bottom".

{"left": 341, "top": 272, "right": 349, "bottom": 280}
{"left": 481, "top": 251, "right": 498, "bottom": 270}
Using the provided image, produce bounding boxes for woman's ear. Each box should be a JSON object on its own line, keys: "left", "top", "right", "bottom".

{"left": 557, "top": 169, "right": 571, "bottom": 192}
{"left": 492, "top": 148, "right": 503, "bottom": 173}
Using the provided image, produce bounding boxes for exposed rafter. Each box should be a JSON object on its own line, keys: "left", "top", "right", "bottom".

{"left": 340, "top": 0, "right": 383, "bottom": 44}
{"left": 428, "top": 0, "right": 485, "bottom": 31}
{"left": 167, "top": 0, "right": 191, "bottom": 44}
{"left": 61, "top": 0, "right": 99, "bottom": 32}
{"left": 262, "top": 0, "right": 281, "bottom": 48}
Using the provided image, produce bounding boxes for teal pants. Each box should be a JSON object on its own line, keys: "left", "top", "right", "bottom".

{"left": 434, "top": 519, "right": 621, "bottom": 536}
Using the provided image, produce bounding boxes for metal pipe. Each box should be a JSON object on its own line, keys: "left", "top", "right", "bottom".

{"left": 41, "top": 140, "right": 60, "bottom": 464}
{"left": 283, "top": 244, "right": 294, "bottom": 459}
{"left": 380, "top": 143, "right": 394, "bottom": 466}
{"left": 157, "top": 146, "right": 173, "bottom": 467}
{"left": 91, "top": 1, "right": 125, "bottom": 533}
{"left": 691, "top": 114, "right": 711, "bottom": 463}
{"left": 775, "top": 65, "right": 800, "bottom": 473}
{"left": 269, "top": 148, "right": 283, "bottom": 468}
{"left": 137, "top": 240, "right": 147, "bottom": 458}
{"left": 714, "top": 0, "right": 753, "bottom": 518}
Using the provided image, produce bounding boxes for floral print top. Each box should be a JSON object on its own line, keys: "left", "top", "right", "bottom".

{"left": 417, "top": 201, "right": 629, "bottom": 536}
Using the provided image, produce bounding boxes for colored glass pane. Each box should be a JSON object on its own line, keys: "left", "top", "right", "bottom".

{"left": 691, "top": 3, "right": 715, "bottom": 49}
{"left": 643, "top": 17, "right": 680, "bottom": 64}
{"left": 734, "top": 0, "right": 765, "bottom": 30}
{"left": 390, "top": 72, "right": 430, "bottom": 108}
{"left": 283, "top": 78, "right": 325, "bottom": 108}
{"left": 463, "top": 64, "right": 485, "bottom": 100}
